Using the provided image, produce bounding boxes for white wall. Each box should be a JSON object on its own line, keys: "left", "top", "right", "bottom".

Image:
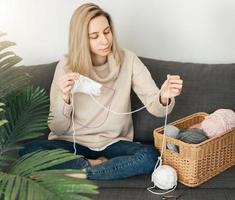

{"left": 1, "top": 0, "right": 235, "bottom": 65}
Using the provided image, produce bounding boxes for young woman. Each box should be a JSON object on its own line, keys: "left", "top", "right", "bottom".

{"left": 20, "top": 3, "right": 183, "bottom": 180}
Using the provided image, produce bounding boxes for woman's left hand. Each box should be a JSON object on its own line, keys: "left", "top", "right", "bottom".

{"left": 160, "top": 74, "right": 183, "bottom": 105}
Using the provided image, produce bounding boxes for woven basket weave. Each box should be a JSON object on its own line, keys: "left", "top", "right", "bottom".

{"left": 154, "top": 112, "right": 235, "bottom": 187}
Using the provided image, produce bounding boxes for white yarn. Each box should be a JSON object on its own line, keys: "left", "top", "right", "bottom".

{"left": 71, "top": 75, "right": 102, "bottom": 96}
{"left": 147, "top": 92, "right": 178, "bottom": 195}
{"left": 152, "top": 165, "right": 177, "bottom": 190}
{"left": 71, "top": 95, "right": 77, "bottom": 155}
{"left": 70, "top": 76, "right": 178, "bottom": 194}
{"left": 71, "top": 76, "right": 102, "bottom": 155}
{"left": 71, "top": 75, "right": 167, "bottom": 154}
{"left": 71, "top": 81, "right": 162, "bottom": 154}
{"left": 147, "top": 162, "right": 177, "bottom": 195}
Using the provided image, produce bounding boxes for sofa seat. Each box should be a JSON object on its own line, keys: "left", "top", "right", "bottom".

{"left": 18, "top": 56, "right": 235, "bottom": 200}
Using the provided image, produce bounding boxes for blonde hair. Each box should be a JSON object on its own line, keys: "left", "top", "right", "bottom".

{"left": 66, "top": 3, "right": 123, "bottom": 75}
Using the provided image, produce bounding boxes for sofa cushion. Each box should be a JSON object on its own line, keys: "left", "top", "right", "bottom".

{"left": 93, "top": 166, "right": 235, "bottom": 189}
{"left": 91, "top": 166, "right": 235, "bottom": 200}
{"left": 91, "top": 188, "right": 235, "bottom": 200}
{"left": 132, "top": 58, "right": 235, "bottom": 142}
{"left": 18, "top": 62, "right": 57, "bottom": 95}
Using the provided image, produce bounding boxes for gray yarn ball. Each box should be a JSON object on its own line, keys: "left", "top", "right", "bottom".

{"left": 177, "top": 128, "right": 208, "bottom": 144}
{"left": 164, "top": 124, "right": 180, "bottom": 152}
{"left": 165, "top": 124, "right": 180, "bottom": 138}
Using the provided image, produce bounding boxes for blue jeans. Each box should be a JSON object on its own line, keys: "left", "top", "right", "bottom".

{"left": 19, "top": 140, "right": 160, "bottom": 180}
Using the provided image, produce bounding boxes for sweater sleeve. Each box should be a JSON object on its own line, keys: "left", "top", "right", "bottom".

{"left": 48, "top": 58, "right": 73, "bottom": 135}
{"left": 131, "top": 55, "right": 175, "bottom": 117}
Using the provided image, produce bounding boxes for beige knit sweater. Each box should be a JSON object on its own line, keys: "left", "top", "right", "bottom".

{"left": 48, "top": 49, "right": 175, "bottom": 149}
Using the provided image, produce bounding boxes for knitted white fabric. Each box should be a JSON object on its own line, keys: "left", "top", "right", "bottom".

{"left": 71, "top": 75, "right": 102, "bottom": 96}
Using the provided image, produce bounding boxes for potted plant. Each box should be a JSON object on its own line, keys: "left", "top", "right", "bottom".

{"left": 0, "top": 32, "right": 98, "bottom": 200}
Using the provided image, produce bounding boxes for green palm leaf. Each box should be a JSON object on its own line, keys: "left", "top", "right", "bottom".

{"left": 0, "top": 33, "right": 30, "bottom": 100}
{"left": 0, "top": 41, "right": 16, "bottom": 52}
{"left": 0, "top": 102, "right": 8, "bottom": 127}
{"left": 0, "top": 149, "right": 98, "bottom": 200}
{"left": 0, "top": 86, "right": 50, "bottom": 168}
{"left": 0, "top": 102, "right": 9, "bottom": 168}
{"left": 9, "top": 149, "right": 81, "bottom": 176}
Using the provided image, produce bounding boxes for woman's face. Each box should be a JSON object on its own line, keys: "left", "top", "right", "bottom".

{"left": 88, "top": 15, "right": 113, "bottom": 59}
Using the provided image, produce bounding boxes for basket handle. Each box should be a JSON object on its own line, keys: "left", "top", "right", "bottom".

{"left": 166, "top": 135, "right": 186, "bottom": 152}
{"left": 154, "top": 131, "right": 190, "bottom": 154}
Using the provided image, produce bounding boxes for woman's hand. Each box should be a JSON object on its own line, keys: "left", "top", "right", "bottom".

{"left": 57, "top": 73, "right": 80, "bottom": 104}
{"left": 160, "top": 74, "right": 183, "bottom": 106}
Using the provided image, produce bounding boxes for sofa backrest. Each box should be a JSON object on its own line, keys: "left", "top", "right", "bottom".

{"left": 18, "top": 58, "right": 235, "bottom": 143}
{"left": 18, "top": 62, "right": 57, "bottom": 95}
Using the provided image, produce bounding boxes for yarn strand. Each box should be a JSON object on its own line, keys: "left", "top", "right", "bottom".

{"left": 71, "top": 93, "right": 77, "bottom": 155}
{"left": 161, "top": 94, "right": 169, "bottom": 158}
{"left": 88, "top": 88, "right": 164, "bottom": 115}
{"left": 70, "top": 77, "right": 177, "bottom": 195}
{"left": 71, "top": 86, "right": 164, "bottom": 155}
{"left": 147, "top": 88, "right": 178, "bottom": 195}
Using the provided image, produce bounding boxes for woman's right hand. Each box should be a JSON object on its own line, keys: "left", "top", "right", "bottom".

{"left": 57, "top": 73, "right": 80, "bottom": 104}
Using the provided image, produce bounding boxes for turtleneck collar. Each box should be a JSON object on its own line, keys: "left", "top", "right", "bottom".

{"left": 89, "top": 53, "right": 120, "bottom": 83}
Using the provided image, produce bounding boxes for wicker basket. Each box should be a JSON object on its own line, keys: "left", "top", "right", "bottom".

{"left": 153, "top": 112, "right": 235, "bottom": 187}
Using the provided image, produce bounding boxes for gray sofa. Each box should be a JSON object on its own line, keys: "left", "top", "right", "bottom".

{"left": 20, "top": 57, "right": 235, "bottom": 200}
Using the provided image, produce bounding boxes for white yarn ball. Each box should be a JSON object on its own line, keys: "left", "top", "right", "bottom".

{"left": 151, "top": 165, "right": 177, "bottom": 190}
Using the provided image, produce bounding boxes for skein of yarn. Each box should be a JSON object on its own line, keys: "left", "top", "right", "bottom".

{"left": 189, "top": 123, "right": 202, "bottom": 129}
{"left": 201, "top": 109, "right": 235, "bottom": 138}
{"left": 148, "top": 157, "right": 178, "bottom": 195}
{"left": 165, "top": 125, "right": 180, "bottom": 152}
{"left": 151, "top": 164, "right": 178, "bottom": 190}
{"left": 177, "top": 128, "right": 208, "bottom": 144}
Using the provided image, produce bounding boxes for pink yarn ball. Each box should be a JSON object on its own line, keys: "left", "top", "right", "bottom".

{"left": 201, "top": 109, "right": 235, "bottom": 138}
{"left": 189, "top": 123, "right": 202, "bottom": 129}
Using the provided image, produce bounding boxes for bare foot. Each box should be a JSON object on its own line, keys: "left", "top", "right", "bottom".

{"left": 66, "top": 173, "right": 87, "bottom": 179}
{"left": 66, "top": 169, "right": 87, "bottom": 179}
{"left": 88, "top": 157, "right": 108, "bottom": 166}
{"left": 65, "top": 157, "right": 108, "bottom": 178}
